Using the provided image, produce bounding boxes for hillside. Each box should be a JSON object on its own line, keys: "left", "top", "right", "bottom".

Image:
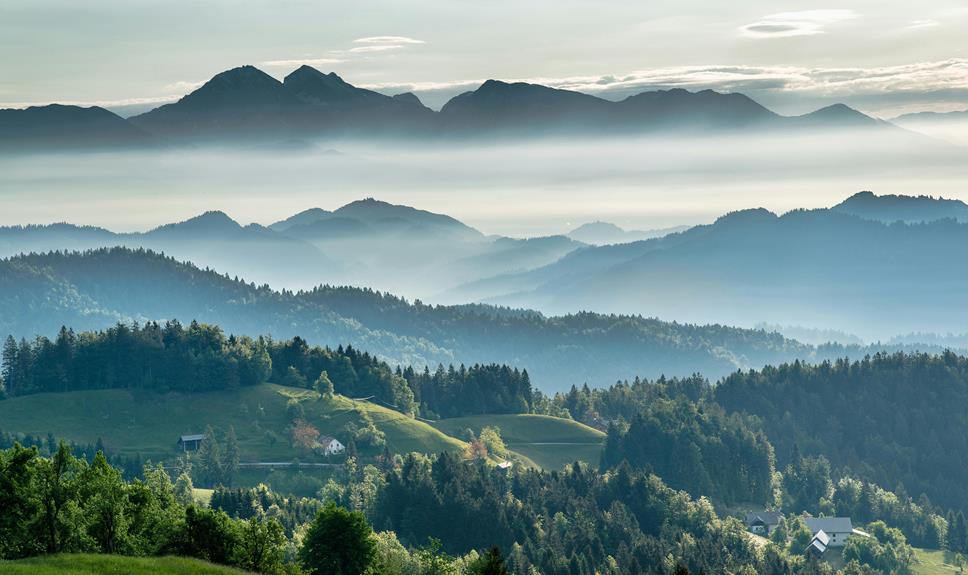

{"left": 0, "top": 199, "right": 572, "bottom": 296}
{"left": 832, "top": 190, "right": 968, "bottom": 223}
{"left": 0, "top": 554, "right": 252, "bottom": 575}
{"left": 0, "top": 247, "right": 844, "bottom": 390}
{"left": 714, "top": 351, "right": 968, "bottom": 513}
{"left": 469, "top": 207, "right": 968, "bottom": 339}
{"left": 0, "top": 384, "right": 465, "bottom": 462}
{"left": 431, "top": 414, "right": 605, "bottom": 470}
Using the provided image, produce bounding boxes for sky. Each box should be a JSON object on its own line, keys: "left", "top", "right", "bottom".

{"left": 2, "top": 0, "right": 968, "bottom": 117}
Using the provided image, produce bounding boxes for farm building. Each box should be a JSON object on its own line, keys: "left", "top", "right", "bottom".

{"left": 744, "top": 511, "right": 784, "bottom": 535}
{"left": 803, "top": 517, "right": 868, "bottom": 548}
{"left": 318, "top": 436, "right": 345, "bottom": 456}
{"left": 177, "top": 434, "right": 205, "bottom": 452}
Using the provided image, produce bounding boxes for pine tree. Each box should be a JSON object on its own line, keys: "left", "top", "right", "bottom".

{"left": 222, "top": 426, "right": 240, "bottom": 487}
{"left": 197, "top": 425, "right": 223, "bottom": 487}
{"left": 1, "top": 336, "right": 17, "bottom": 396}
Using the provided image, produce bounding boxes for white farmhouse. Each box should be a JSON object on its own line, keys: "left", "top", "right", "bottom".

{"left": 804, "top": 517, "right": 869, "bottom": 548}
{"left": 318, "top": 436, "right": 345, "bottom": 456}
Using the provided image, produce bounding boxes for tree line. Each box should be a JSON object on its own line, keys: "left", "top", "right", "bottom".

{"left": 0, "top": 322, "right": 537, "bottom": 420}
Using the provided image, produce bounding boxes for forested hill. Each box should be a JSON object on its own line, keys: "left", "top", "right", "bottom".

{"left": 0, "top": 247, "right": 871, "bottom": 390}
{"left": 466, "top": 206, "right": 968, "bottom": 339}
{"left": 714, "top": 352, "right": 968, "bottom": 513}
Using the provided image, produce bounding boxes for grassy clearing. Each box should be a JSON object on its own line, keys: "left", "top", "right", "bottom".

{"left": 431, "top": 414, "right": 605, "bottom": 470}
{"left": 0, "top": 554, "right": 249, "bottom": 574}
{"left": 913, "top": 548, "right": 965, "bottom": 575}
{"left": 0, "top": 384, "right": 465, "bottom": 463}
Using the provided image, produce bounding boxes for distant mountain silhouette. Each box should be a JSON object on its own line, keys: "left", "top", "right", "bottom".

{"left": 893, "top": 109, "right": 968, "bottom": 123}
{"left": 0, "top": 198, "right": 575, "bottom": 297}
{"left": 0, "top": 104, "right": 149, "bottom": 149}
{"left": 460, "top": 201, "right": 968, "bottom": 338}
{"left": 440, "top": 80, "right": 612, "bottom": 132}
{"left": 832, "top": 190, "right": 968, "bottom": 223}
{"left": 567, "top": 221, "right": 690, "bottom": 245}
{"left": 1, "top": 64, "right": 898, "bottom": 147}
{"left": 617, "top": 88, "right": 777, "bottom": 130}
{"left": 792, "top": 103, "right": 884, "bottom": 128}
{"left": 130, "top": 66, "right": 303, "bottom": 138}
{"left": 267, "top": 207, "right": 332, "bottom": 231}
{"left": 0, "top": 209, "right": 340, "bottom": 289}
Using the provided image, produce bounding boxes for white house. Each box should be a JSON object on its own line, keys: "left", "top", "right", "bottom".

{"left": 804, "top": 517, "right": 868, "bottom": 548}
{"left": 318, "top": 436, "right": 345, "bottom": 456}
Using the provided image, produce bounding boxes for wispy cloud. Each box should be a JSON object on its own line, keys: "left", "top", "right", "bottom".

{"left": 349, "top": 45, "right": 404, "bottom": 53}
{"left": 740, "top": 9, "right": 857, "bottom": 38}
{"left": 906, "top": 19, "right": 940, "bottom": 30}
{"left": 353, "top": 36, "right": 425, "bottom": 45}
{"left": 361, "top": 59, "right": 968, "bottom": 112}
{"left": 164, "top": 80, "right": 205, "bottom": 92}
{"left": 6, "top": 59, "right": 968, "bottom": 115}
{"left": 261, "top": 58, "right": 345, "bottom": 68}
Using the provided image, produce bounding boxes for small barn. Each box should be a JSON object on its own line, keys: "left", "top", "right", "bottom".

{"left": 178, "top": 434, "right": 205, "bottom": 452}
{"left": 745, "top": 511, "right": 783, "bottom": 535}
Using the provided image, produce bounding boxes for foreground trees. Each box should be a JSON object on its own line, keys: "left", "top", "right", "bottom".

{"left": 300, "top": 502, "right": 376, "bottom": 575}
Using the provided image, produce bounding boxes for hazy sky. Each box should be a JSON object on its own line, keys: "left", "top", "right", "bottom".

{"left": 2, "top": 0, "right": 968, "bottom": 117}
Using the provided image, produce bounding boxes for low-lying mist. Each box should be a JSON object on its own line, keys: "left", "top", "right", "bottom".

{"left": 1, "top": 129, "right": 965, "bottom": 236}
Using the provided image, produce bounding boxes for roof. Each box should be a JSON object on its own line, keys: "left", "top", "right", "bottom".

{"left": 318, "top": 436, "right": 341, "bottom": 446}
{"left": 805, "top": 517, "right": 854, "bottom": 534}
{"left": 745, "top": 511, "right": 783, "bottom": 526}
{"left": 812, "top": 530, "right": 830, "bottom": 546}
{"left": 179, "top": 434, "right": 205, "bottom": 442}
{"left": 806, "top": 538, "right": 828, "bottom": 555}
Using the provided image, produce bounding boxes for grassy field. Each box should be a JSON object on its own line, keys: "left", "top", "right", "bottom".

{"left": 0, "top": 384, "right": 465, "bottom": 462}
{"left": 913, "top": 548, "right": 965, "bottom": 575}
{"left": 0, "top": 554, "right": 249, "bottom": 574}
{"left": 431, "top": 413, "right": 605, "bottom": 470}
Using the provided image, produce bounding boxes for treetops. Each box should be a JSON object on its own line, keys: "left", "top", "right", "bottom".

{"left": 0, "top": 321, "right": 537, "bottom": 421}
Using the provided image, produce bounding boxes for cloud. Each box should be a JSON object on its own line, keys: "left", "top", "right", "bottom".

{"left": 740, "top": 9, "right": 857, "bottom": 38}
{"left": 353, "top": 36, "right": 425, "bottom": 45}
{"left": 906, "top": 19, "right": 940, "bottom": 30}
{"left": 349, "top": 45, "right": 404, "bottom": 53}
{"left": 361, "top": 59, "right": 968, "bottom": 113}
{"left": 164, "top": 80, "right": 205, "bottom": 92}
{"left": 261, "top": 58, "right": 345, "bottom": 68}
{"left": 6, "top": 59, "right": 968, "bottom": 116}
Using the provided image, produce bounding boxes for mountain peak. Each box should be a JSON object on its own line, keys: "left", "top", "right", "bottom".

{"left": 282, "top": 66, "right": 387, "bottom": 107}
{"left": 205, "top": 65, "right": 282, "bottom": 91}
{"left": 832, "top": 191, "right": 968, "bottom": 223}
{"left": 147, "top": 210, "right": 242, "bottom": 236}
{"left": 800, "top": 103, "right": 878, "bottom": 126}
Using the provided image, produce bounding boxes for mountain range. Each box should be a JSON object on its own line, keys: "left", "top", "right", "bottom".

{"left": 8, "top": 191, "right": 968, "bottom": 339}
{"left": 445, "top": 191, "right": 968, "bottom": 338}
{"left": 566, "top": 221, "right": 691, "bottom": 245}
{"left": 2, "top": 246, "right": 951, "bottom": 392}
{"left": 0, "top": 64, "right": 897, "bottom": 149}
{"left": 0, "top": 198, "right": 587, "bottom": 296}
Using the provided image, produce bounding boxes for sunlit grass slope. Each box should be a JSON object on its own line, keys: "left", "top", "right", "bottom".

{"left": 0, "top": 383, "right": 465, "bottom": 461}
{"left": 431, "top": 413, "right": 605, "bottom": 470}
{"left": 0, "top": 554, "right": 251, "bottom": 575}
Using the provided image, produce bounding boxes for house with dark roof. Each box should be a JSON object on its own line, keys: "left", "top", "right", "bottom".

{"left": 744, "top": 510, "right": 784, "bottom": 535}
{"left": 178, "top": 434, "right": 205, "bottom": 452}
